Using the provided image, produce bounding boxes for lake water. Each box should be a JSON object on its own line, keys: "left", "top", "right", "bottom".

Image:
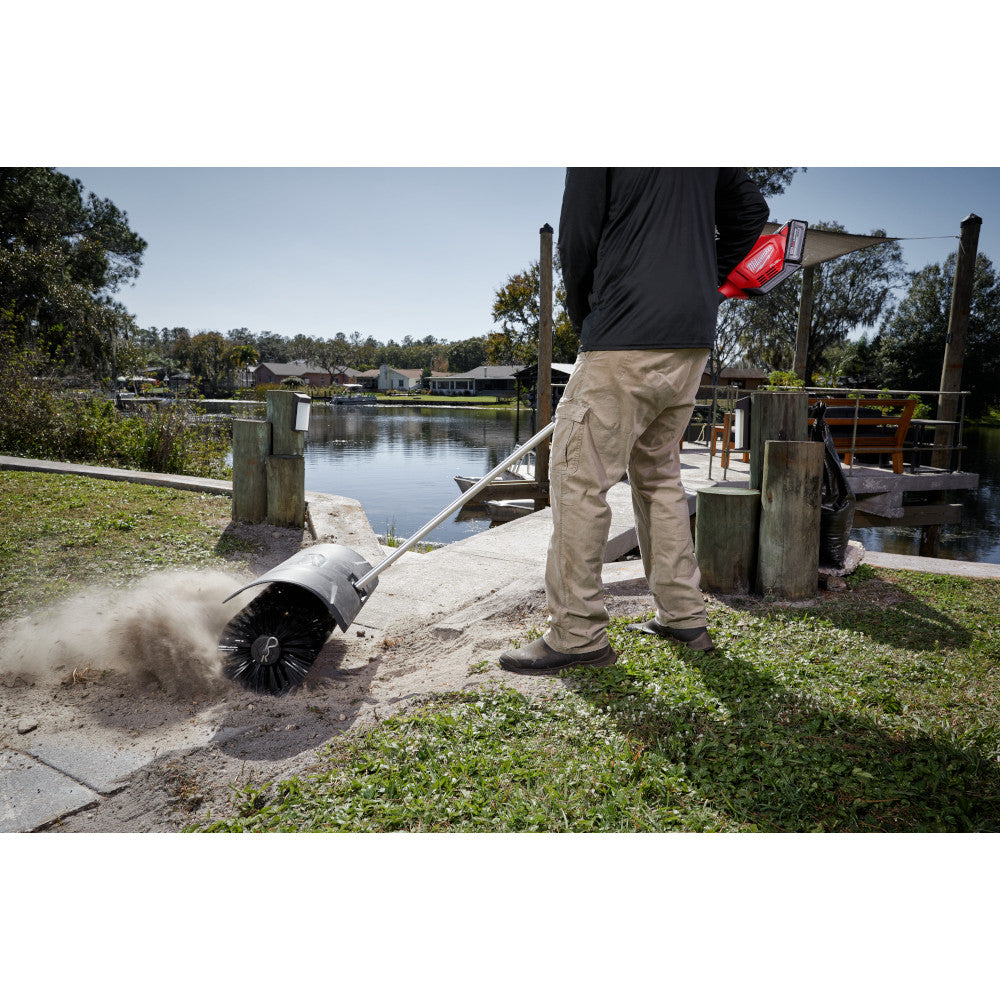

{"left": 851, "top": 426, "right": 1000, "bottom": 564}
{"left": 302, "top": 406, "right": 1000, "bottom": 563}
{"left": 304, "top": 405, "right": 534, "bottom": 545}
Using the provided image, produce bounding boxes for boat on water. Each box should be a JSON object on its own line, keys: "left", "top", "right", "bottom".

{"left": 331, "top": 393, "right": 377, "bottom": 406}
{"left": 484, "top": 498, "right": 537, "bottom": 522}
{"left": 454, "top": 453, "right": 537, "bottom": 500}
{"left": 454, "top": 467, "right": 527, "bottom": 494}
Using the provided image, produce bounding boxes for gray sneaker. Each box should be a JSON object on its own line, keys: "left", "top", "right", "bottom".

{"left": 625, "top": 619, "right": 715, "bottom": 651}
{"left": 499, "top": 637, "right": 619, "bottom": 674}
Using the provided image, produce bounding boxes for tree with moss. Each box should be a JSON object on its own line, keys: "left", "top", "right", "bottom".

{"left": 869, "top": 251, "right": 1000, "bottom": 418}
{"left": 0, "top": 168, "right": 146, "bottom": 376}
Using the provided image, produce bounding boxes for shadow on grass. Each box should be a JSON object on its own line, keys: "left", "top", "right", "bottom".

{"left": 571, "top": 642, "right": 1000, "bottom": 832}
{"left": 741, "top": 580, "right": 974, "bottom": 654}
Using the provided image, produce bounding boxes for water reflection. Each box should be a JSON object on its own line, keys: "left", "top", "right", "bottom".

{"left": 852, "top": 426, "right": 1000, "bottom": 563}
{"left": 303, "top": 406, "right": 525, "bottom": 544}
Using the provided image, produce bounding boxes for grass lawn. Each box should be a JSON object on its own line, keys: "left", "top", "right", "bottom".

{"left": 196, "top": 567, "right": 1000, "bottom": 834}
{"left": 0, "top": 470, "right": 256, "bottom": 620}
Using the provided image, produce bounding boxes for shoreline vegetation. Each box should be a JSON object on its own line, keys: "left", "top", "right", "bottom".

{"left": 2, "top": 470, "right": 999, "bottom": 833}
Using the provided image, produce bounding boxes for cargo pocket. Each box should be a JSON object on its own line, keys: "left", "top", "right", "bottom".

{"left": 553, "top": 400, "right": 588, "bottom": 477}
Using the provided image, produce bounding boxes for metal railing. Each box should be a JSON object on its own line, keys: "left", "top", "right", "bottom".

{"left": 688, "top": 386, "right": 972, "bottom": 478}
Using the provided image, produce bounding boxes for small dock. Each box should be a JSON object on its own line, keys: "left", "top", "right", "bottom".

{"left": 678, "top": 444, "right": 980, "bottom": 530}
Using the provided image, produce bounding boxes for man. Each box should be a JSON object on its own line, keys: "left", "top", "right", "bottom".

{"left": 499, "top": 168, "right": 769, "bottom": 673}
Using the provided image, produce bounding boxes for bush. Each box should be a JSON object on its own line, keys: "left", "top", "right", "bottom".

{"left": 0, "top": 335, "right": 230, "bottom": 478}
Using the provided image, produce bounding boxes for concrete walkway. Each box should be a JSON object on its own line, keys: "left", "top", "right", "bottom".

{"left": 2, "top": 454, "right": 998, "bottom": 832}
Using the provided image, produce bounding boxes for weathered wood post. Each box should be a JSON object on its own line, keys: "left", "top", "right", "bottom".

{"left": 749, "top": 390, "right": 809, "bottom": 490}
{"left": 756, "top": 440, "right": 824, "bottom": 599}
{"left": 536, "top": 223, "right": 554, "bottom": 508}
{"left": 933, "top": 213, "right": 982, "bottom": 468}
{"left": 264, "top": 389, "right": 308, "bottom": 529}
{"left": 695, "top": 487, "right": 760, "bottom": 593}
{"left": 231, "top": 418, "right": 270, "bottom": 523}
{"left": 268, "top": 389, "right": 307, "bottom": 457}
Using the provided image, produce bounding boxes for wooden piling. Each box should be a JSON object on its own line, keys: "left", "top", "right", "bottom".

{"left": 934, "top": 213, "right": 982, "bottom": 467}
{"left": 231, "top": 418, "right": 271, "bottom": 523}
{"left": 793, "top": 265, "right": 816, "bottom": 382}
{"left": 749, "top": 390, "right": 809, "bottom": 491}
{"left": 756, "top": 440, "right": 824, "bottom": 599}
{"left": 695, "top": 487, "right": 760, "bottom": 593}
{"left": 266, "top": 455, "right": 306, "bottom": 529}
{"left": 267, "top": 390, "right": 307, "bottom": 458}
{"left": 535, "top": 223, "right": 554, "bottom": 508}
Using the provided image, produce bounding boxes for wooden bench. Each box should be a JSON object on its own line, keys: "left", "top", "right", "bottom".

{"left": 809, "top": 397, "right": 918, "bottom": 474}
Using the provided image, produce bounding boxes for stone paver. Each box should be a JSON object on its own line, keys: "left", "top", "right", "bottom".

{"left": 0, "top": 751, "right": 99, "bottom": 832}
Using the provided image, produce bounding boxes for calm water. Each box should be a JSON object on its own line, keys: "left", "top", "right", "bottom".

{"left": 851, "top": 426, "right": 1000, "bottom": 564}
{"left": 304, "top": 405, "right": 532, "bottom": 544}
{"left": 301, "top": 406, "right": 1000, "bottom": 562}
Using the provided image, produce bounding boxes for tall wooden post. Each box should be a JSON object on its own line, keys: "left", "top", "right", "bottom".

{"left": 756, "top": 440, "right": 824, "bottom": 599}
{"left": 933, "top": 213, "right": 982, "bottom": 467}
{"left": 267, "top": 390, "right": 307, "bottom": 458}
{"left": 793, "top": 265, "right": 816, "bottom": 382}
{"left": 536, "top": 223, "right": 554, "bottom": 507}
{"left": 264, "top": 389, "right": 307, "bottom": 529}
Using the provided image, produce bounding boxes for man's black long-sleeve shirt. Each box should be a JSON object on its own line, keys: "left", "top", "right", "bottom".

{"left": 558, "top": 168, "right": 769, "bottom": 351}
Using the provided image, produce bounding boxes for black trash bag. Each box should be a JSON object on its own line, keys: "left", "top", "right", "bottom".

{"left": 809, "top": 401, "right": 856, "bottom": 569}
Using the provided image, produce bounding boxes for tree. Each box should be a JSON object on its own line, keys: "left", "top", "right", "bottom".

{"left": 446, "top": 336, "right": 488, "bottom": 373}
{"left": 734, "top": 222, "right": 906, "bottom": 382}
{"left": 745, "top": 168, "right": 803, "bottom": 198}
{"left": 0, "top": 168, "right": 146, "bottom": 373}
{"left": 313, "top": 335, "right": 356, "bottom": 380}
{"left": 708, "top": 299, "right": 751, "bottom": 385}
{"left": 187, "top": 331, "right": 237, "bottom": 395}
{"left": 486, "top": 256, "right": 577, "bottom": 366}
{"left": 870, "top": 251, "right": 1000, "bottom": 418}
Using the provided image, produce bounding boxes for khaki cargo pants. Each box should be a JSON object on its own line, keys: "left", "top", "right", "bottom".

{"left": 544, "top": 348, "right": 710, "bottom": 653}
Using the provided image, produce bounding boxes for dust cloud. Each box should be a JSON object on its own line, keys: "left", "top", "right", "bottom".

{"left": 0, "top": 570, "right": 251, "bottom": 697}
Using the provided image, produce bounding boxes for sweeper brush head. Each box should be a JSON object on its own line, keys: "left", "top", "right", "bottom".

{"left": 218, "top": 583, "right": 336, "bottom": 696}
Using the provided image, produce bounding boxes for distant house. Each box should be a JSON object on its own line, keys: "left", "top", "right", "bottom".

{"left": 426, "top": 365, "right": 523, "bottom": 396}
{"left": 514, "top": 363, "right": 575, "bottom": 407}
{"left": 355, "top": 369, "right": 380, "bottom": 390}
{"left": 378, "top": 365, "right": 423, "bottom": 391}
{"left": 337, "top": 367, "right": 367, "bottom": 386}
{"left": 254, "top": 362, "right": 332, "bottom": 388}
{"left": 701, "top": 366, "right": 767, "bottom": 391}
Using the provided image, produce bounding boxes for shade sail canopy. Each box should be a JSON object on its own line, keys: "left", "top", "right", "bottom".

{"left": 761, "top": 222, "right": 895, "bottom": 268}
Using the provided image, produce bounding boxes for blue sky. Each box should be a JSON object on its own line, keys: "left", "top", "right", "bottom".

{"left": 60, "top": 166, "right": 1000, "bottom": 345}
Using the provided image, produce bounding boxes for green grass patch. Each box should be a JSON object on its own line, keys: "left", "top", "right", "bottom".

{"left": 0, "top": 471, "right": 256, "bottom": 620}
{"left": 194, "top": 567, "right": 1000, "bottom": 834}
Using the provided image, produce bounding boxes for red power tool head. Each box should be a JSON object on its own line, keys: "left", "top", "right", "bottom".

{"left": 719, "top": 219, "right": 807, "bottom": 300}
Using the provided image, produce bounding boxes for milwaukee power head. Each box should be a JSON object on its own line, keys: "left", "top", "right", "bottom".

{"left": 719, "top": 219, "right": 807, "bottom": 300}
